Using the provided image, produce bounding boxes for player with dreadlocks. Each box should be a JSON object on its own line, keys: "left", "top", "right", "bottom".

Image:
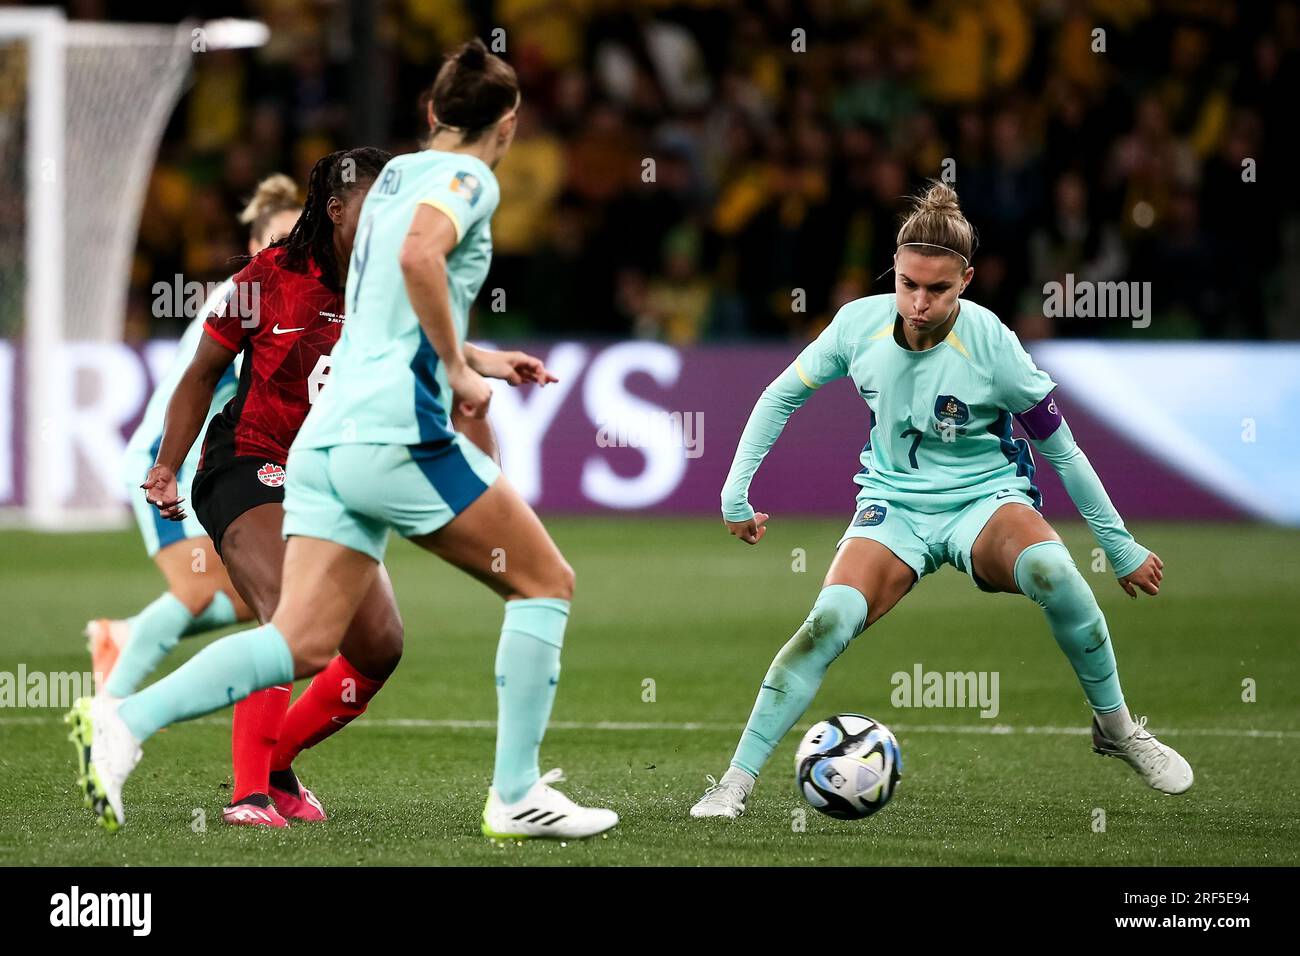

{"left": 81, "top": 148, "right": 403, "bottom": 828}
{"left": 72, "top": 40, "right": 618, "bottom": 840}
{"left": 88, "top": 173, "right": 300, "bottom": 698}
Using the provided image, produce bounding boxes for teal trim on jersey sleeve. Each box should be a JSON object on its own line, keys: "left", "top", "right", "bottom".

{"left": 721, "top": 363, "right": 816, "bottom": 522}
{"left": 1032, "top": 418, "right": 1150, "bottom": 578}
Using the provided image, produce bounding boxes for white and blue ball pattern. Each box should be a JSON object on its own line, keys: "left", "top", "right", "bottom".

{"left": 795, "top": 714, "right": 902, "bottom": 819}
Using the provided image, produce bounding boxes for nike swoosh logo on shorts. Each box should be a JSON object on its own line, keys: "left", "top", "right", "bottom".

{"left": 272, "top": 324, "right": 306, "bottom": 334}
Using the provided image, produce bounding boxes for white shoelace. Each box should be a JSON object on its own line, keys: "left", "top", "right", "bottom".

{"left": 1123, "top": 716, "right": 1170, "bottom": 773}
{"left": 699, "top": 774, "right": 744, "bottom": 802}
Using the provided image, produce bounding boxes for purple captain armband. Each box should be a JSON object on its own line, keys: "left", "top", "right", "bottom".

{"left": 1014, "top": 391, "right": 1063, "bottom": 441}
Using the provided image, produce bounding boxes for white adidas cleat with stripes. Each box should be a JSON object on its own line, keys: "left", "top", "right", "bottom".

{"left": 481, "top": 768, "right": 618, "bottom": 840}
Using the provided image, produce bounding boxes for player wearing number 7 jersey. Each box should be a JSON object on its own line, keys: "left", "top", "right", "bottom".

{"left": 691, "top": 182, "right": 1192, "bottom": 820}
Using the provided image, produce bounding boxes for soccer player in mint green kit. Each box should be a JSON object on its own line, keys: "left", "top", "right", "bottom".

{"left": 72, "top": 39, "right": 617, "bottom": 839}
{"left": 692, "top": 182, "right": 1192, "bottom": 819}
{"left": 86, "top": 176, "right": 300, "bottom": 694}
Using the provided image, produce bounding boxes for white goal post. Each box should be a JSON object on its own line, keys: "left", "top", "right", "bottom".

{"left": 0, "top": 9, "right": 264, "bottom": 529}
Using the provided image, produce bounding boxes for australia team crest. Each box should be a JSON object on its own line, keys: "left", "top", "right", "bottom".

{"left": 853, "top": 504, "right": 888, "bottom": 527}
{"left": 933, "top": 394, "right": 970, "bottom": 427}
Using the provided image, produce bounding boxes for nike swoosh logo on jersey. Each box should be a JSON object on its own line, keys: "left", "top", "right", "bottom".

{"left": 271, "top": 324, "right": 306, "bottom": 334}
{"left": 995, "top": 491, "right": 1016, "bottom": 499}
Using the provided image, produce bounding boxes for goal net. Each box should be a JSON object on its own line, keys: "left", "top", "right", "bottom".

{"left": 0, "top": 9, "right": 194, "bottom": 528}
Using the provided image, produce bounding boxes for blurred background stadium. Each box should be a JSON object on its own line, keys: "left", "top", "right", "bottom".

{"left": 74, "top": 0, "right": 1300, "bottom": 343}
{"left": 2, "top": 0, "right": 1298, "bottom": 529}
{"left": 2, "top": 1, "right": 1298, "bottom": 869}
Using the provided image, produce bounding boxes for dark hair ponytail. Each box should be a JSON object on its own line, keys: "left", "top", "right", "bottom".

{"left": 273, "top": 146, "right": 392, "bottom": 291}
{"left": 428, "top": 38, "right": 519, "bottom": 143}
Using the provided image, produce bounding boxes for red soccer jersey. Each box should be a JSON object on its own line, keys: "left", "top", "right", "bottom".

{"left": 200, "top": 246, "right": 344, "bottom": 468}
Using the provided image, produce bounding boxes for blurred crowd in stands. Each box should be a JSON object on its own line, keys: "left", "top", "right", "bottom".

{"left": 106, "top": 0, "right": 1300, "bottom": 344}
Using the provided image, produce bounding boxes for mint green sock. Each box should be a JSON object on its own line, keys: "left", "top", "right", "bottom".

{"left": 181, "top": 591, "right": 239, "bottom": 636}
{"left": 493, "top": 598, "right": 569, "bottom": 803}
{"left": 118, "top": 624, "right": 294, "bottom": 742}
{"left": 1013, "top": 540, "right": 1125, "bottom": 713}
{"left": 105, "top": 592, "right": 196, "bottom": 698}
{"left": 730, "top": 584, "right": 868, "bottom": 777}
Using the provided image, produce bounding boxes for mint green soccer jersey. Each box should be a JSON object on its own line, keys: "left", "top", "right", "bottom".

{"left": 795, "top": 293, "right": 1055, "bottom": 514}
{"left": 295, "top": 150, "right": 499, "bottom": 450}
{"left": 124, "top": 280, "right": 239, "bottom": 465}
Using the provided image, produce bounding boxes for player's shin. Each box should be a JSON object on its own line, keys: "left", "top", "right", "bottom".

{"left": 102, "top": 593, "right": 196, "bottom": 697}
{"left": 1013, "top": 541, "right": 1130, "bottom": 728}
{"left": 231, "top": 684, "right": 292, "bottom": 803}
{"left": 492, "top": 598, "right": 569, "bottom": 804}
{"left": 730, "top": 584, "right": 869, "bottom": 780}
{"left": 116, "top": 624, "right": 295, "bottom": 742}
{"left": 271, "top": 654, "right": 386, "bottom": 770}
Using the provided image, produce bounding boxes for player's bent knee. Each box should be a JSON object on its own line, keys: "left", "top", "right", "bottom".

{"left": 510, "top": 556, "right": 575, "bottom": 602}
{"left": 292, "top": 638, "right": 338, "bottom": 678}
{"left": 804, "top": 584, "right": 870, "bottom": 658}
{"left": 366, "top": 618, "right": 404, "bottom": 678}
{"left": 553, "top": 558, "right": 576, "bottom": 602}
{"left": 1013, "top": 541, "right": 1089, "bottom": 606}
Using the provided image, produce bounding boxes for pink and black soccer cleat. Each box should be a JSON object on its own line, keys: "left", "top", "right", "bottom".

{"left": 269, "top": 776, "right": 327, "bottom": 822}
{"left": 222, "top": 799, "right": 289, "bottom": 828}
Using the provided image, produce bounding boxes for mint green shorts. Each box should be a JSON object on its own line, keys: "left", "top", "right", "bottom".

{"left": 837, "top": 489, "right": 1037, "bottom": 590}
{"left": 282, "top": 433, "right": 500, "bottom": 562}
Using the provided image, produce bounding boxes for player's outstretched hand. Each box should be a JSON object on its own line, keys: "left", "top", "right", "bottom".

{"left": 725, "top": 512, "right": 770, "bottom": 545}
{"left": 468, "top": 345, "right": 559, "bottom": 387}
{"left": 450, "top": 362, "right": 493, "bottom": 419}
{"left": 1118, "top": 551, "right": 1163, "bottom": 598}
{"left": 141, "top": 465, "right": 186, "bottom": 521}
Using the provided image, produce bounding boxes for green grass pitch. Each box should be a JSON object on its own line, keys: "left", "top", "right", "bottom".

{"left": 0, "top": 518, "right": 1297, "bottom": 866}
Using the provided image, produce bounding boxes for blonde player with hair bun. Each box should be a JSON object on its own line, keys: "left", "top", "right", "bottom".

{"left": 691, "top": 180, "right": 1190, "bottom": 819}
{"left": 74, "top": 40, "right": 618, "bottom": 841}
{"left": 237, "top": 173, "right": 301, "bottom": 255}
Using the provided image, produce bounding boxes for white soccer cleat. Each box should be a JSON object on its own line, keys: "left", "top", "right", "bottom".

{"left": 66, "top": 695, "right": 142, "bottom": 831}
{"left": 1092, "top": 714, "right": 1193, "bottom": 795}
{"left": 690, "top": 774, "right": 749, "bottom": 819}
{"left": 481, "top": 768, "right": 618, "bottom": 840}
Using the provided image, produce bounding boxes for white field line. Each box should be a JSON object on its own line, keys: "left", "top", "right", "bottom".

{"left": 1, "top": 714, "right": 1298, "bottom": 739}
